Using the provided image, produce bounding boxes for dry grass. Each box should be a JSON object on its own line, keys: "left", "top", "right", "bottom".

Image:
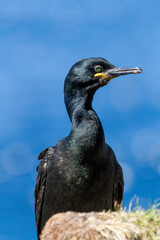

{"left": 41, "top": 201, "right": 160, "bottom": 240}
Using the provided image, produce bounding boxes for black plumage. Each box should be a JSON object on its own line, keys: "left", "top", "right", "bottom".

{"left": 35, "top": 57, "right": 142, "bottom": 238}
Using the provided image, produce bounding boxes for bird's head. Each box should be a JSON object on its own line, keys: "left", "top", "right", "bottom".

{"left": 65, "top": 57, "right": 142, "bottom": 91}
{"left": 64, "top": 57, "right": 142, "bottom": 120}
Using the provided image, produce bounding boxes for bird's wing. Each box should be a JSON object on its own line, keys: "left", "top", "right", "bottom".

{"left": 112, "top": 161, "right": 124, "bottom": 210}
{"left": 34, "top": 147, "right": 55, "bottom": 237}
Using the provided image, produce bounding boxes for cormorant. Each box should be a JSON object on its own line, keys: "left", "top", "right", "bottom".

{"left": 35, "top": 57, "right": 142, "bottom": 238}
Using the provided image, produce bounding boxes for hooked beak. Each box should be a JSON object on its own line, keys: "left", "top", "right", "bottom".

{"left": 94, "top": 67, "right": 142, "bottom": 85}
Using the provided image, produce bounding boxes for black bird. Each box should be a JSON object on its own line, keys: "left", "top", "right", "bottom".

{"left": 35, "top": 57, "right": 142, "bottom": 238}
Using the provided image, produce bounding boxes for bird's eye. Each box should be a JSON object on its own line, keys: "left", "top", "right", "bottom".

{"left": 95, "top": 65, "right": 103, "bottom": 73}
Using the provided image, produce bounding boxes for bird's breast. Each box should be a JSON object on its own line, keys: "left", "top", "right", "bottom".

{"left": 44, "top": 153, "right": 114, "bottom": 215}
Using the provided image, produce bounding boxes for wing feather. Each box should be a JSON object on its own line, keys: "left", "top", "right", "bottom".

{"left": 34, "top": 147, "right": 55, "bottom": 238}
{"left": 113, "top": 162, "right": 124, "bottom": 210}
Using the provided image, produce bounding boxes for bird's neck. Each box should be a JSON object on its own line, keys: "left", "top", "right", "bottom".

{"left": 65, "top": 90, "right": 105, "bottom": 162}
{"left": 65, "top": 88, "right": 94, "bottom": 121}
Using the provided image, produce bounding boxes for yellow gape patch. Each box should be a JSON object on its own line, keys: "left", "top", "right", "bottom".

{"left": 94, "top": 72, "right": 110, "bottom": 80}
